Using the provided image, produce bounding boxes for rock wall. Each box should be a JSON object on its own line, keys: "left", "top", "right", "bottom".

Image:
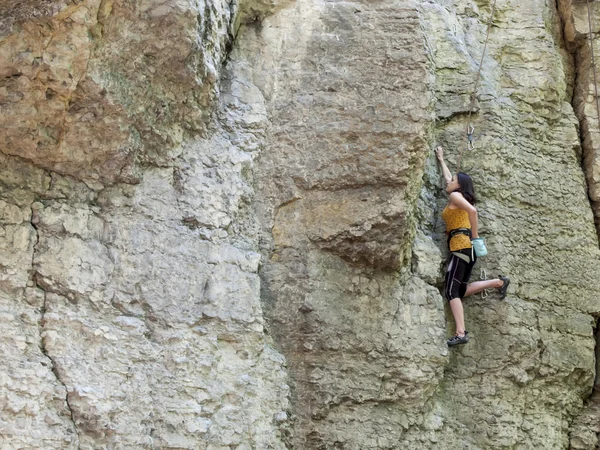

{"left": 255, "top": 0, "right": 600, "bottom": 448}
{"left": 0, "top": 1, "right": 290, "bottom": 449}
{"left": 3, "top": 0, "right": 600, "bottom": 449}
{"left": 253, "top": 0, "right": 447, "bottom": 447}
{"left": 0, "top": 0, "right": 234, "bottom": 184}
{"left": 559, "top": 0, "right": 600, "bottom": 233}
{"left": 557, "top": 1, "right": 600, "bottom": 447}
{"left": 420, "top": 1, "right": 600, "bottom": 448}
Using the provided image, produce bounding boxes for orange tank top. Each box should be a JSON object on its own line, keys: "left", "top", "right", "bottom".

{"left": 441, "top": 205, "right": 472, "bottom": 251}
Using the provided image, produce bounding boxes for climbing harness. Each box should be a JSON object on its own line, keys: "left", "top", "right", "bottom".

{"left": 455, "top": 0, "right": 497, "bottom": 174}
{"left": 586, "top": 0, "right": 600, "bottom": 132}
{"left": 480, "top": 268, "right": 489, "bottom": 299}
{"left": 449, "top": 227, "right": 472, "bottom": 239}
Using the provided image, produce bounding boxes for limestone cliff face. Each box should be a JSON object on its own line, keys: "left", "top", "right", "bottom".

{"left": 557, "top": 2, "right": 600, "bottom": 448}
{"left": 0, "top": 1, "right": 290, "bottom": 449}
{"left": 255, "top": 1, "right": 445, "bottom": 447}
{"left": 3, "top": 0, "right": 600, "bottom": 449}
{"left": 255, "top": 0, "right": 600, "bottom": 448}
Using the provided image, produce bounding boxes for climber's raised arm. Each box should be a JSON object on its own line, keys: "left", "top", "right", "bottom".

{"left": 435, "top": 146, "right": 453, "bottom": 186}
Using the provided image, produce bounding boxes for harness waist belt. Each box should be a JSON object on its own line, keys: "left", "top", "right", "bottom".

{"left": 449, "top": 227, "right": 472, "bottom": 238}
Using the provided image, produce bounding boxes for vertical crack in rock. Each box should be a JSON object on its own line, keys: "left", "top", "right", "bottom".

{"left": 594, "top": 317, "right": 600, "bottom": 388}
{"left": 557, "top": 1, "right": 600, "bottom": 447}
{"left": 29, "top": 193, "right": 82, "bottom": 448}
{"left": 38, "top": 288, "right": 82, "bottom": 449}
{"left": 224, "top": 0, "right": 239, "bottom": 59}
{"left": 558, "top": 0, "right": 600, "bottom": 241}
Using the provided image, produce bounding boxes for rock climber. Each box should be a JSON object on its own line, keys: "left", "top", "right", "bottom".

{"left": 435, "top": 146, "right": 510, "bottom": 347}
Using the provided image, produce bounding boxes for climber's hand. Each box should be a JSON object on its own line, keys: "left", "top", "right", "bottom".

{"left": 435, "top": 146, "right": 444, "bottom": 160}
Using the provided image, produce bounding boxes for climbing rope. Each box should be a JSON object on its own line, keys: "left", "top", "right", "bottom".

{"left": 586, "top": 0, "right": 600, "bottom": 134}
{"left": 455, "top": 0, "right": 497, "bottom": 175}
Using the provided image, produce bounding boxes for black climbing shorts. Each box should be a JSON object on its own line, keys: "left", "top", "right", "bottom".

{"left": 444, "top": 247, "right": 477, "bottom": 301}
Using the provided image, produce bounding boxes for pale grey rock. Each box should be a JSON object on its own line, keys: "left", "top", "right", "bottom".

{"left": 0, "top": 158, "right": 76, "bottom": 449}
{"left": 412, "top": 229, "right": 443, "bottom": 284}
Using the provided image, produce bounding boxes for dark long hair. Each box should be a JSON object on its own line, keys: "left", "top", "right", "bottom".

{"left": 456, "top": 172, "right": 476, "bottom": 205}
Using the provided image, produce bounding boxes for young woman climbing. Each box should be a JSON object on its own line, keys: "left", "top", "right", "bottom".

{"left": 435, "top": 146, "right": 510, "bottom": 347}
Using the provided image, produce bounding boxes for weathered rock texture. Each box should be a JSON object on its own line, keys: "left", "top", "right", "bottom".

{"left": 0, "top": 1, "right": 290, "bottom": 449}
{"left": 3, "top": 0, "right": 600, "bottom": 449}
{"left": 559, "top": 0, "right": 600, "bottom": 232}
{"left": 254, "top": 0, "right": 447, "bottom": 447}
{"left": 420, "top": 1, "right": 600, "bottom": 448}
{"left": 0, "top": 0, "right": 236, "bottom": 184}
{"left": 557, "top": 2, "right": 600, "bottom": 448}
{"left": 256, "top": 0, "right": 600, "bottom": 448}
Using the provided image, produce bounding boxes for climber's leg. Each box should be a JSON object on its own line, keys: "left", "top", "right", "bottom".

{"left": 445, "top": 254, "right": 469, "bottom": 346}
{"left": 444, "top": 254, "right": 465, "bottom": 303}
{"left": 449, "top": 298, "right": 465, "bottom": 335}
{"left": 464, "top": 279, "right": 503, "bottom": 297}
{"left": 447, "top": 297, "right": 469, "bottom": 346}
{"left": 464, "top": 276, "right": 511, "bottom": 299}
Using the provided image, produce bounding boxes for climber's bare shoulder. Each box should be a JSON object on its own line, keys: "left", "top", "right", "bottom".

{"left": 449, "top": 192, "right": 476, "bottom": 213}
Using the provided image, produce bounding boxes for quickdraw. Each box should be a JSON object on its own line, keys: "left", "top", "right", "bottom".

{"left": 455, "top": 0, "right": 497, "bottom": 174}
{"left": 467, "top": 124, "right": 475, "bottom": 151}
{"left": 480, "top": 268, "right": 489, "bottom": 299}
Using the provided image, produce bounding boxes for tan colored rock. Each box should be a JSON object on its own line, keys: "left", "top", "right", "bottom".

{"left": 273, "top": 188, "right": 412, "bottom": 268}
{"left": 0, "top": 0, "right": 235, "bottom": 184}
{"left": 254, "top": 0, "right": 445, "bottom": 447}
{"left": 558, "top": 1, "right": 600, "bottom": 228}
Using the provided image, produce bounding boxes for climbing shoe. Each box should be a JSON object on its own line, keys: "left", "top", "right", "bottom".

{"left": 498, "top": 275, "right": 510, "bottom": 300}
{"left": 447, "top": 331, "right": 469, "bottom": 347}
